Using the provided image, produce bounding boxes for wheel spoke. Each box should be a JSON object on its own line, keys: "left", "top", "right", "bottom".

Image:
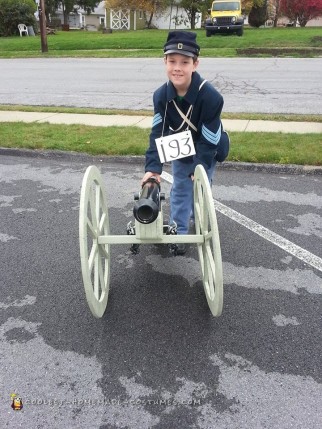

{"left": 204, "top": 230, "right": 213, "bottom": 241}
{"left": 202, "top": 194, "right": 209, "bottom": 234}
{"left": 87, "top": 217, "right": 97, "bottom": 239}
{"left": 88, "top": 242, "right": 98, "bottom": 272}
{"left": 205, "top": 243, "right": 216, "bottom": 301}
{"left": 203, "top": 247, "right": 211, "bottom": 297}
{"left": 99, "top": 212, "right": 107, "bottom": 233}
{"left": 98, "top": 244, "right": 109, "bottom": 259}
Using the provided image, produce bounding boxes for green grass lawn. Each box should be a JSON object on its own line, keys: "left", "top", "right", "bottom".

{"left": 1, "top": 122, "right": 321, "bottom": 166}
{"left": 0, "top": 27, "right": 321, "bottom": 58}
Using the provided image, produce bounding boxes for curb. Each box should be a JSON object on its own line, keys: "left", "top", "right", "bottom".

{"left": 1, "top": 147, "right": 322, "bottom": 176}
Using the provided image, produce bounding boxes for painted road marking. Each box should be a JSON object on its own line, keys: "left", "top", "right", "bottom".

{"left": 161, "top": 171, "right": 322, "bottom": 273}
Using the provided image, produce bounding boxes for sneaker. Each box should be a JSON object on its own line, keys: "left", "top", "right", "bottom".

{"left": 175, "top": 243, "right": 187, "bottom": 255}
{"left": 168, "top": 243, "right": 186, "bottom": 256}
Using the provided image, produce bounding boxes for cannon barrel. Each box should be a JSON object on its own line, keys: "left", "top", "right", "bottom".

{"left": 133, "top": 178, "right": 163, "bottom": 224}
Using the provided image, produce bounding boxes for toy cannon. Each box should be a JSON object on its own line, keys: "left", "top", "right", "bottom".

{"left": 133, "top": 177, "right": 164, "bottom": 224}
{"left": 79, "top": 165, "right": 223, "bottom": 319}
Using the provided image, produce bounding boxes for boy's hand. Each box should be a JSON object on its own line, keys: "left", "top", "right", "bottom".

{"left": 141, "top": 172, "right": 161, "bottom": 186}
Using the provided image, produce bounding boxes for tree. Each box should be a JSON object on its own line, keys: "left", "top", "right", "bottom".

{"left": 280, "top": 0, "right": 322, "bottom": 27}
{"left": 45, "top": 0, "right": 60, "bottom": 22}
{"left": 51, "top": 1, "right": 100, "bottom": 26}
{"left": 248, "top": 0, "right": 268, "bottom": 27}
{"left": 267, "top": 0, "right": 282, "bottom": 27}
{"left": 241, "top": 0, "right": 258, "bottom": 15}
{"left": 177, "top": 1, "right": 206, "bottom": 29}
{"left": 0, "top": 0, "right": 36, "bottom": 36}
{"left": 241, "top": 1, "right": 283, "bottom": 27}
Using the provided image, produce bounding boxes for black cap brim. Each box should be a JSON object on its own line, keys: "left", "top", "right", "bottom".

{"left": 164, "top": 49, "right": 196, "bottom": 58}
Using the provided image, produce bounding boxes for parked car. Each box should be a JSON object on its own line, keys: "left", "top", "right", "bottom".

{"left": 205, "top": 0, "right": 244, "bottom": 37}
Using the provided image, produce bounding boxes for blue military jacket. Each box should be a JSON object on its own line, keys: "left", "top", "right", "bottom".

{"left": 145, "top": 71, "right": 226, "bottom": 175}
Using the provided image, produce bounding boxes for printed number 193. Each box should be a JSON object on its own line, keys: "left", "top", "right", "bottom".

{"left": 155, "top": 130, "right": 195, "bottom": 164}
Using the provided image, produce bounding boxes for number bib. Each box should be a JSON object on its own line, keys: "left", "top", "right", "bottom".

{"left": 155, "top": 130, "right": 195, "bottom": 164}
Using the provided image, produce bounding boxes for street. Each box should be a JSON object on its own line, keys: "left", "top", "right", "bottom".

{"left": 1, "top": 153, "right": 321, "bottom": 428}
{"left": 0, "top": 58, "right": 322, "bottom": 114}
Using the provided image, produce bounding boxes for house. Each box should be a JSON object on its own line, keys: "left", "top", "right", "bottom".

{"left": 104, "top": 3, "right": 202, "bottom": 31}
{"left": 42, "top": 1, "right": 201, "bottom": 31}
{"left": 50, "top": 1, "right": 143, "bottom": 31}
{"left": 53, "top": 1, "right": 107, "bottom": 30}
{"left": 104, "top": 7, "right": 146, "bottom": 31}
{"left": 150, "top": 5, "right": 202, "bottom": 30}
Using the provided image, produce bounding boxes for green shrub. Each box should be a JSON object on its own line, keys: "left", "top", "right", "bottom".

{"left": 248, "top": 1, "right": 268, "bottom": 28}
{"left": 0, "top": 0, "right": 36, "bottom": 37}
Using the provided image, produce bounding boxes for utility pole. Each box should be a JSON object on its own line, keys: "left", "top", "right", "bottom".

{"left": 38, "top": 0, "right": 48, "bottom": 53}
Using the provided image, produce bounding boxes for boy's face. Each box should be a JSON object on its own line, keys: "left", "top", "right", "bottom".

{"left": 164, "top": 53, "right": 199, "bottom": 95}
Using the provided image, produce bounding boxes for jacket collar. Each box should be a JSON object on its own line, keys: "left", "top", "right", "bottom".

{"left": 166, "top": 71, "right": 201, "bottom": 105}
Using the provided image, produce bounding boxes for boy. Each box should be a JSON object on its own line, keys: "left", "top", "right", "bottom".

{"left": 141, "top": 31, "right": 229, "bottom": 254}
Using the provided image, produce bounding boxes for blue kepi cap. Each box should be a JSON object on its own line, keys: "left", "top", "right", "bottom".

{"left": 164, "top": 31, "right": 200, "bottom": 58}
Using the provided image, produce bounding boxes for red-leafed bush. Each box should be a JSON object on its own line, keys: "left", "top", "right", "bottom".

{"left": 280, "top": 0, "right": 322, "bottom": 27}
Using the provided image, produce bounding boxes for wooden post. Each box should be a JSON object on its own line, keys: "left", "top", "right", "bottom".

{"left": 39, "top": 0, "right": 48, "bottom": 53}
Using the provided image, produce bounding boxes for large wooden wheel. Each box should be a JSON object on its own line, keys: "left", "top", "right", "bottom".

{"left": 79, "top": 166, "right": 110, "bottom": 318}
{"left": 193, "top": 165, "right": 223, "bottom": 316}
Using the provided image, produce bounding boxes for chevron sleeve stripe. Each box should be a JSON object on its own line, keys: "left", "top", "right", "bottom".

{"left": 202, "top": 123, "right": 222, "bottom": 145}
{"left": 152, "top": 113, "right": 163, "bottom": 128}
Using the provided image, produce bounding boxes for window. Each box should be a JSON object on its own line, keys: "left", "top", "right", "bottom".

{"left": 213, "top": 2, "right": 240, "bottom": 12}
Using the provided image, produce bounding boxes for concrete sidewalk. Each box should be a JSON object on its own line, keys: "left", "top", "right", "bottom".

{"left": 0, "top": 110, "right": 322, "bottom": 133}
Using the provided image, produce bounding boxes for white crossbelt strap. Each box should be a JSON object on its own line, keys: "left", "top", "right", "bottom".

{"left": 172, "top": 100, "right": 197, "bottom": 132}
{"left": 199, "top": 79, "right": 207, "bottom": 91}
{"left": 171, "top": 79, "right": 207, "bottom": 133}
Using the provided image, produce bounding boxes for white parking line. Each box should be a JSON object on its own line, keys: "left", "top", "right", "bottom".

{"left": 161, "top": 171, "right": 322, "bottom": 273}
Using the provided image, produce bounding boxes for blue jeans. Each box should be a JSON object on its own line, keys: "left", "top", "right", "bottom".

{"left": 170, "top": 159, "right": 216, "bottom": 234}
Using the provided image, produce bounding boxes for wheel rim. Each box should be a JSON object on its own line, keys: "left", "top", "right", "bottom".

{"left": 79, "top": 166, "right": 110, "bottom": 318}
{"left": 194, "top": 165, "right": 223, "bottom": 317}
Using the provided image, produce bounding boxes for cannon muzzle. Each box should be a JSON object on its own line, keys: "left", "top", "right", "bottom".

{"left": 133, "top": 178, "right": 164, "bottom": 224}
